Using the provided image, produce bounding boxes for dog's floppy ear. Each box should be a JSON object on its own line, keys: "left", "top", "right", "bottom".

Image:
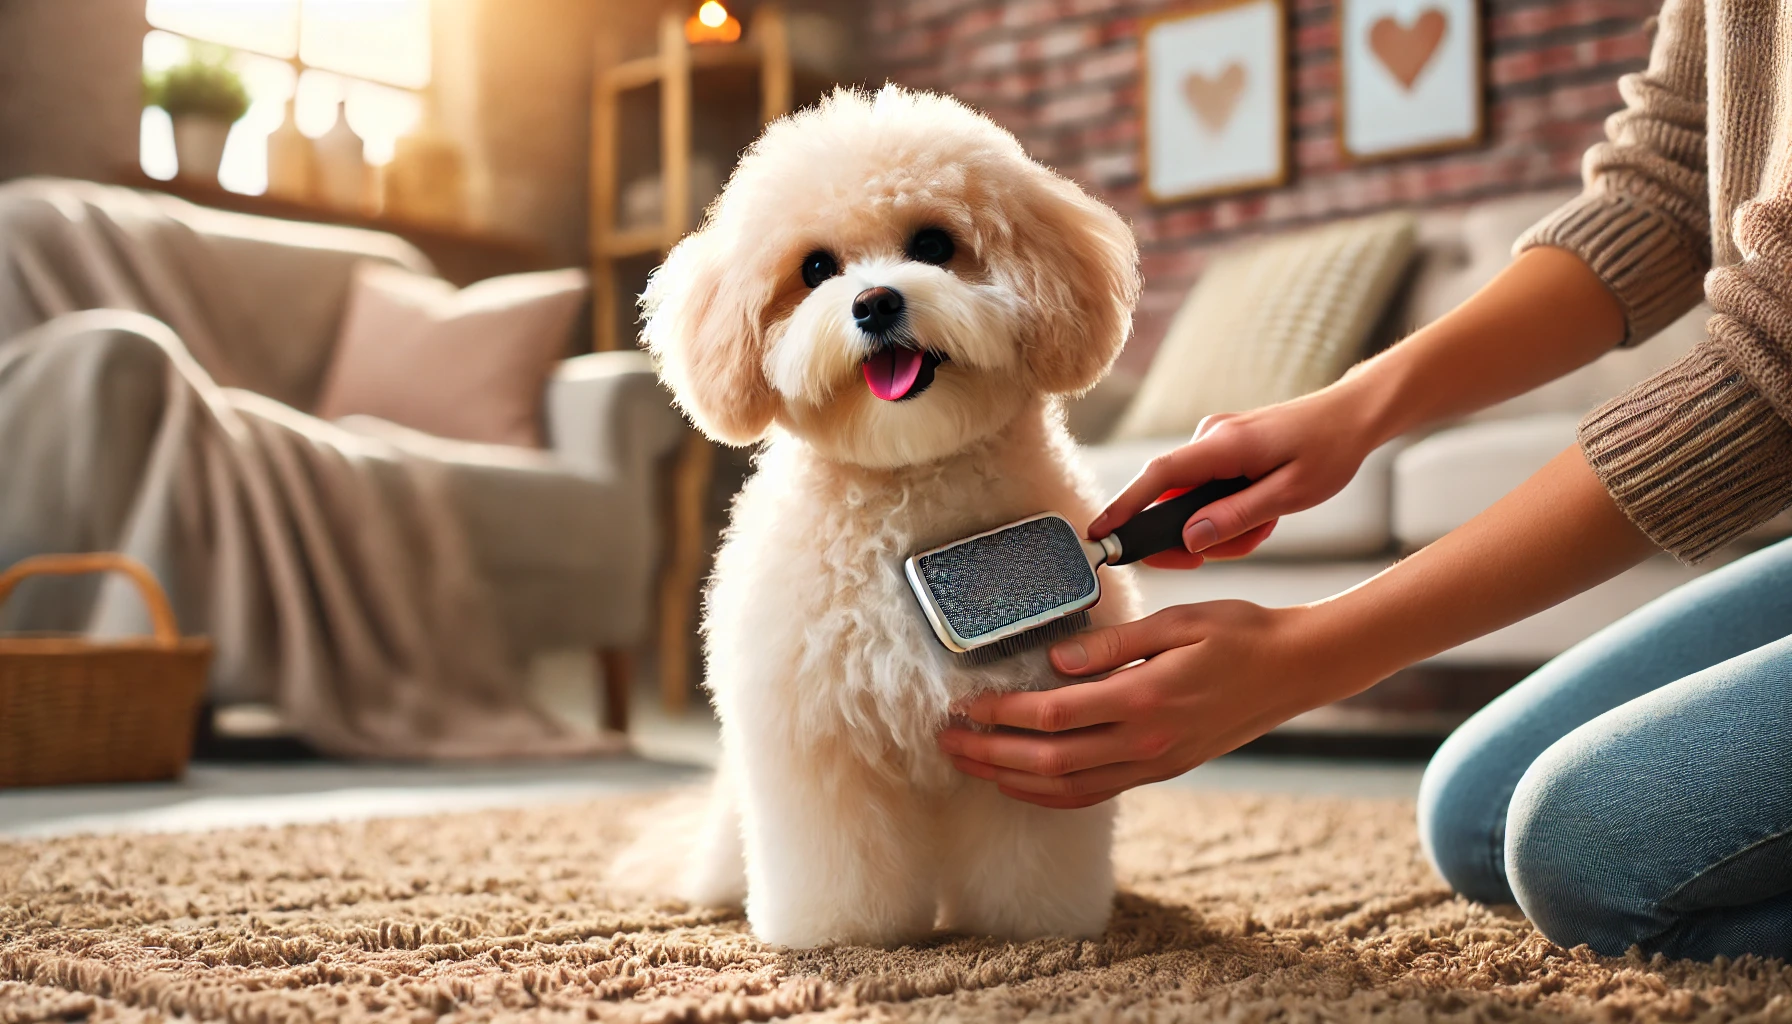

{"left": 1005, "top": 168, "right": 1142, "bottom": 395}
{"left": 641, "top": 228, "right": 779, "bottom": 445}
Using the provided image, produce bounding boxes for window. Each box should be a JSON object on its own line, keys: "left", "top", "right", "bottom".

{"left": 141, "top": 0, "right": 430, "bottom": 196}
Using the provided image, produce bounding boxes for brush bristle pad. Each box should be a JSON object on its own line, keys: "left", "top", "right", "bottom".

{"left": 915, "top": 516, "right": 1096, "bottom": 642}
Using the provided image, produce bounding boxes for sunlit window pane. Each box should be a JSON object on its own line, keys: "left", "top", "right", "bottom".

{"left": 300, "top": 0, "right": 430, "bottom": 89}
{"left": 141, "top": 107, "right": 178, "bottom": 181}
{"left": 292, "top": 71, "right": 419, "bottom": 166}
{"left": 141, "top": 31, "right": 186, "bottom": 181}
{"left": 294, "top": 69, "right": 349, "bottom": 137}
{"left": 236, "top": 49, "right": 298, "bottom": 102}
{"left": 345, "top": 80, "right": 422, "bottom": 165}
{"left": 217, "top": 54, "right": 297, "bottom": 195}
{"left": 146, "top": 0, "right": 298, "bottom": 58}
{"left": 140, "top": 0, "right": 431, "bottom": 202}
{"left": 142, "top": 29, "right": 191, "bottom": 73}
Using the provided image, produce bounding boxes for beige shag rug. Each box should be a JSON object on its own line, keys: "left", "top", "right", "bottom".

{"left": 4, "top": 789, "right": 1791, "bottom": 1023}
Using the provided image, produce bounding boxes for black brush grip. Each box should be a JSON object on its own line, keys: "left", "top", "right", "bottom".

{"left": 1105, "top": 477, "right": 1253, "bottom": 565}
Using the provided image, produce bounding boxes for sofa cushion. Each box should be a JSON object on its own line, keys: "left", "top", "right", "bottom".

{"left": 1063, "top": 369, "right": 1142, "bottom": 444}
{"left": 1128, "top": 553, "right": 1716, "bottom": 666}
{"left": 1465, "top": 304, "right": 1707, "bottom": 423}
{"left": 1110, "top": 212, "right": 1418, "bottom": 441}
{"left": 1080, "top": 437, "right": 1400, "bottom": 558}
{"left": 314, "top": 263, "right": 588, "bottom": 448}
{"left": 1401, "top": 190, "right": 1704, "bottom": 422}
{"left": 1405, "top": 191, "right": 1579, "bottom": 329}
{"left": 1393, "top": 414, "right": 1579, "bottom": 548}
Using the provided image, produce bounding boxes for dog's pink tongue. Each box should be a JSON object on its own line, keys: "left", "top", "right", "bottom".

{"left": 863, "top": 346, "right": 925, "bottom": 401}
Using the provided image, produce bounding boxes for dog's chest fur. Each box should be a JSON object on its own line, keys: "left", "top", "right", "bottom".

{"left": 703, "top": 404, "right": 1121, "bottom": 785}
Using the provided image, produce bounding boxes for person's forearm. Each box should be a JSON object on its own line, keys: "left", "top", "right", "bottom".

{"left": 1308, "top": 446, "right": 1658, "bottom": 690}
{"left": 1332, "top": 247, "right": 1627, "bottom": 448}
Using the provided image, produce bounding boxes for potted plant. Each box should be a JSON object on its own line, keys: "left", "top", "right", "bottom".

{"left": 145, "top": 50, "right": 250, "bottom": 184}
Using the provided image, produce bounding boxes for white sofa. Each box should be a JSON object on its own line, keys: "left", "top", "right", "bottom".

{"left": 1075, "top": 192, "right": 1765, "bottom": 728}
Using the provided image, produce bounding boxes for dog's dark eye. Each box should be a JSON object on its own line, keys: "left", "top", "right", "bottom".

{"left": 800, "top": 250, "right": 840, "bottom": 288}
{"left": 909, "top": 228, "right": 955, "bottom": 266}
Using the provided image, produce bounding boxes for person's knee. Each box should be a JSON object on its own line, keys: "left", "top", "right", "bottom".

{"left": 1504, "top": 742, "right": 1652, "bottom": 955}
{"left": 1417, "top": 725, "right": 1518, "bottom": 903}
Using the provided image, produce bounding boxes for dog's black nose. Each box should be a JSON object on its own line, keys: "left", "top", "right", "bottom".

{"left": 852, "top": 287, "right": 905, "bottom": 335}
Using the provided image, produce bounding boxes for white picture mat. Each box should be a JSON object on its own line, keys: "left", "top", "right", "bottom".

{"left": 1145, "top": 0, "right": 1285, "bottom": 200}
{"left": 1341, "top": 0, "right": 1479, "bottom": 157}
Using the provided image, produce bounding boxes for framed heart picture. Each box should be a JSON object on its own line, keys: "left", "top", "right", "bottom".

{"left": 1339, "top": 0, "right": 1483, "bottom": 161}
{"left": 1141, "top": 0, "right": 1289, "bottom": 204}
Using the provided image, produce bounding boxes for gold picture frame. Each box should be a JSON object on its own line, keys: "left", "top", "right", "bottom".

{"left": 1336, "top": 0, "right": 1485, "bottom": 164}
{"left": 1140, "top": 0, "right": 1290, "bottom": 205}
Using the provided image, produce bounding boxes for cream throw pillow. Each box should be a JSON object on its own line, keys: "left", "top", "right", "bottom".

{"left": 314, "top": 263, "right": 588, "bottom": 448}
{"left": 1110, "top": 212, "right": 1417, "bottom": 441}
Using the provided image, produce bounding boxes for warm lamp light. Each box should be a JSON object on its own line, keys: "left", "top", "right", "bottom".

{"left": 685, "top": 0, "right": 741, "bottom": 44}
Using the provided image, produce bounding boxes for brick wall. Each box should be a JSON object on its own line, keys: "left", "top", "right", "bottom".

{"left": 864, "top": 0, "right": 1658, "bottom": 370}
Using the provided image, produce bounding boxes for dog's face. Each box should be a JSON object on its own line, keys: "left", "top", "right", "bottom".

{"left": 644, "top": 86, "right": 1141, "bottom": 468}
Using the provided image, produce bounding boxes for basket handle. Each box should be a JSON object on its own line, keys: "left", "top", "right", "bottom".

{"left": 0, "top": 553, "right": 181, "bottom": 647}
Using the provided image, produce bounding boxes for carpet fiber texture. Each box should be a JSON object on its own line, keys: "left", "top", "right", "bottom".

{"left": 4, "top": 789, "right": 1791, "bottom": 1022}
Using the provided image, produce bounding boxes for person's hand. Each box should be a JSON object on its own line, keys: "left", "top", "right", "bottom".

{"left": 935, "top": 601, "right": 1372, "bottom": 808}
{"left": 1091, "top": 385, "right": 1381, "bottom": 569}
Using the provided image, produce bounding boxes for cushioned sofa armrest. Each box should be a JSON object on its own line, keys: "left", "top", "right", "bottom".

{"left": 545, "top": 351, "right": 685, "bottom": 482}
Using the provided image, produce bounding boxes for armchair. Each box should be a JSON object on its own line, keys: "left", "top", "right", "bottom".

{"left": 0, "top": 178, "right": 684, "bottom": 741}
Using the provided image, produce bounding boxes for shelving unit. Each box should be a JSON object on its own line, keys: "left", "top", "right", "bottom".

{"left": 587, "top": 4, "right": 797, "bottom": 716}
{"left": 589, "top": 5, "right": 792, "bottom": 353}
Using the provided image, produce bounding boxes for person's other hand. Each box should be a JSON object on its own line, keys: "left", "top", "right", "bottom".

{"left": 936, "top": 601, "right": 1367, "bottom": 808}
{"left": 1090, "top": 386, "right": 1379, "bottom": 569}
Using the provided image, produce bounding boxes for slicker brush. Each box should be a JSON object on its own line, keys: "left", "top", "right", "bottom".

{"left": 904, "top": 477, "right": 1251, "bottom": 663}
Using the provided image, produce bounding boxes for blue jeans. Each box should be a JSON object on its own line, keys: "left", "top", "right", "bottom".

{"left": 1418, "top": 536, "right": 1792, "bottom": 961}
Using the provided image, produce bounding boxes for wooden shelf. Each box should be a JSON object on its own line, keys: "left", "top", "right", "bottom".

{"left": 588, "top": 5, "right": 796, "bottom": 354}
{"left": 122, "top": 170, "right": 551, "bottom": 286}
{"left": 604, "top": 29, "right": 819, "bottom": 94}
{"left": 590, "top": 6, "right": 805, "bottom": 718}
{"left": 599, "top": 225, "right": 671, "bottom": 258}
{"left": 606, "top": 55, "right": 665, "bottom": 92}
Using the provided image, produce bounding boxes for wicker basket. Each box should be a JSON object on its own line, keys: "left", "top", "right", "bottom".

{"left": 0, "top": 553, "right": 213, "bottom": 788}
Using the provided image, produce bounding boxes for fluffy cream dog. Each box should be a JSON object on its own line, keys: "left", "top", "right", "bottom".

{"left": 642, "top": 85, "right": 1142, "bottom": 948}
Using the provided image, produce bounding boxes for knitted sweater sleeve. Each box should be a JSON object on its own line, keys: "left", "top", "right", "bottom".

{"left": 1576, "top": 153, "right": 1792, "bottom": 562}
{"left": 1541, "top": 0, "right": 1792, "bottom": 562}
{"left": 1515, "top": 0, "right": 1712, "bottom": 343}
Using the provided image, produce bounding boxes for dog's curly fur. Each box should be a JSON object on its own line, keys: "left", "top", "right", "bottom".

{"left": 642, "top": 86, "right": 1143, "bottom": 948}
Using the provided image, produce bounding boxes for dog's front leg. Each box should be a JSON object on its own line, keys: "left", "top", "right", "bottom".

{"left": 681, "top": 754, "right": 748, "bottom": 908}
{"left": 736, "top": 737, "right": 936, "bottom": 948}
{"left": 936, "top": 781, "right": 1116, "bottom": 939}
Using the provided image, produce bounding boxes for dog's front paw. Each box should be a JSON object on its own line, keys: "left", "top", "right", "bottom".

{"left": 940, "top": 884, "right": 1115, "bottom": 941}
{"left": 680, "top": 865, "right": 747, "bottom": 910}
{"left": 746, "top": 899, "right": 934, "bottom": 949}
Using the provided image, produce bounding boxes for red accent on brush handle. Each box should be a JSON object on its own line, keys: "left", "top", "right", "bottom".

{"left": 1106, "top": 477, "right": 1253, "bottom": 565}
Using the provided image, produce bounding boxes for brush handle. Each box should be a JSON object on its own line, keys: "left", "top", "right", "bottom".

{"left": 1105, "top": 477, "right": 1254, "bottom": 565}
